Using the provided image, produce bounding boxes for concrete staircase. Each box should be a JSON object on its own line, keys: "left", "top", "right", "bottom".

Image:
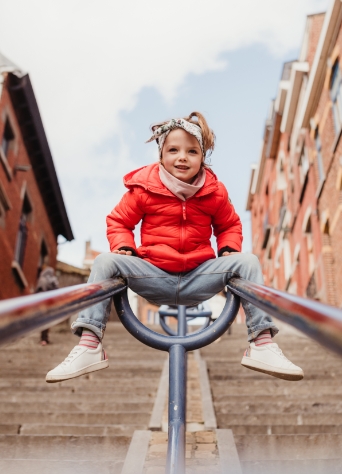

{"left": 200, "top": 321, "right": 342, "bottom": 474}
{"left": 2, "top": 316, "right": 342, "bottom": 473}
{"left": 0, "top": 321, "right": 166, "bottom": 474}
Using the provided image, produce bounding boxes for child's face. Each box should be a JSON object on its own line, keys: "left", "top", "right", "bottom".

{"left": 161, "top": 129, "right": 203, "bottom": 184}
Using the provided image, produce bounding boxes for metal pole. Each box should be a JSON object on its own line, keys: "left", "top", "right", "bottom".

{"left": 177, "top": 305, "right": 187, "bottom": 336}
{"left": 166, "top": 343, "right": 187, "bottom": 474}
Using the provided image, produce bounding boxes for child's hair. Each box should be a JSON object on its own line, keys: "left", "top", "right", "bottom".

{"left": 152, "top": 111, "right": 216, "bottom": 162}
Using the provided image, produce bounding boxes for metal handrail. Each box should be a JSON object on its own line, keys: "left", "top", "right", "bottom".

{"left": 0, "top": 278, "right": 126, "bottom": 346}
{"left": 227, "top": 277, "right": 342, "bottom": 357}
{"left": 113, "top": 290, "right": 239, "bottom": 352}
{"left": 2, "top": 276, "right": 342, "bottom": 355}
{"left": 158, "top": 302, "right": 212, "bottom": 336}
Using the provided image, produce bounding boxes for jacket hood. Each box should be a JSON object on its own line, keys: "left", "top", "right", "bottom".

{"left": 123, "top": 162, "right": 218, "bottom": 197}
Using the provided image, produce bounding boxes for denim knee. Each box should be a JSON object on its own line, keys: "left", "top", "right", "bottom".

{"left": 240, "top": 253, "right": 260, "bottom": 267}
{"left": 93, "top": 252, "right": 111, "bottom": 267}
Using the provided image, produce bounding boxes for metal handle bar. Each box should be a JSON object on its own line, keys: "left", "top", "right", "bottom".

{"left": 159, "top": 302, "right": 212, "bottom": 336}
{"left": 0, "top": 278, "right": 127, "bottom": 346}
{"left": 227, "top": 277, "right": 342, "bottom": 357}
{"left": 158, "top": 304, "right": 212, "bottom": 319}
{"left": 159, "top": 315, "right": 211, "bottom": 337}
{"left": 113, "top": 289, "right": 240, "bottom": 352}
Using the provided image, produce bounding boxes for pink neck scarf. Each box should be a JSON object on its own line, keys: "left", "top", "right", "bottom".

{"left": 159, "top": 164, "right": 205, "bottom": 201}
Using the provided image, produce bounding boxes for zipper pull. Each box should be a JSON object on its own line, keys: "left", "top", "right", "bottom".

{"left": 182, "top": 203, "right": 187, "bottom": 220}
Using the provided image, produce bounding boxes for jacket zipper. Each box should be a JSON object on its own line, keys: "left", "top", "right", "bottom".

{"left": 182, "top": 202, "right": 187, "bottom": 221}
{"left": 180, "top": 202, "right": 186, "bottom": 271}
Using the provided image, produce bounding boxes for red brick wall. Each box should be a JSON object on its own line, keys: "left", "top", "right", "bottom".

{"left": 0, "top": 75, "right": 57, "bottom": 299}
{"left": 306, "top": 13, "right": 325, "bottom": 68}
{"left": 249, "top": 12, "right": 342, "bottom": 308}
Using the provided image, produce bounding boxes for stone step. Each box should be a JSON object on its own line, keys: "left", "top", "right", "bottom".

{"left": 0, "top": 423, "right": 149, "bottom": 436}
{"left": 0, "top": 412, "right": 150, "bottom": 425}
{"left": 218, "top": 413, "right": 342, "bottom": 426}
{"left": 0, "top": 380, "right": 159, "bottom": 390}
{"left": 240, "top": 458, "right": 342, "bottom": 474}
{"left": 228, "top": 424, "right": 342, "bottom": 435}
{"left": 209, "top": 381, "right": 342, "bottom": 396}
{"left": 19, "top": 423, "right": 147, "bottom": 436}
{"left": 208, "top": 371, "right": 338, "bottom": 381}
{"left": 207, "top": 361, "right": 341, "bottom": 371}
{"left": 0, "top": 459, "right": 123, "bottom": 474}
{"left": 214, "top": 394, "right": 342, "bottom": 402}
{"left": 235, "top": 433, "right": 342, "bottom": 461}
{"left": 0, "top": 425, "right": 20, "bottom": 435}
{"left": 0, "top": 401, "right": 153, "bottom": 413}
{"left": 0, "top": 434, "right": 129, "bottom": 460}
{"left": 0, "top": 391, "right": 155, "bottom": 402}
{"left": 212, "top": 401, "right": 342, "bottom": 414}
{"left": 0, "top": 370, "right": 162, "bottom": 378}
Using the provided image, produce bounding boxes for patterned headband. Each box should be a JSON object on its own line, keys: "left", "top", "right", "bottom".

{"left": 146, "top": 118, "right": 204, "bottom": 156}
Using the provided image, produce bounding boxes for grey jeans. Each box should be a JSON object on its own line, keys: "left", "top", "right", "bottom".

{"left": 72, "top": 252, "right": 278, "bottom": 342}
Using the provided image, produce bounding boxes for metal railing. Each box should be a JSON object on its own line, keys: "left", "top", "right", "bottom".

{"left": 113, "top": 295, "right": 239, "bottom": 474}
{"left": 227, "top": 277, "right": 342, "bottom": 357}
{"left": 0, "top": 278, "right": 126, "bottom": 346}
{"left": 1, "top": 276, "right": 342, "bottom": 473}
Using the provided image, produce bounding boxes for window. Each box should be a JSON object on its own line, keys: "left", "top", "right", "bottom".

{"left": 283, "top": 239, "right": 292, "bottom": 282}
{"left": 315, "top": 128, "right": 325, "bottom": 184}
{"left": 262, "top": 212, "right": 271, "bottom": 249}
{"left": 0, "top": 181, "right": 11, "bottom": 228}
{"left": 1, "top": 118, "right": 14, "bottom": 158}
{"left": 14, "top": 194, "right": 32, "bottom": 268}
{"left": 277, "top": 156, "right": 287, "bottom": 191}
{"left": 298, "top": 148, "right": 309, "bottom": 185}
{"left": 277, "top": 192, "right": 287, "bottom": 232}
{"left": 147, "top": 310, "right": 159, "bottom": 325}
{"left": 304, "top": 216, "right": 314, "bottom": 275}
{"left": 330, "top": 61, "right": 342, "bottom": 133}
{"left": 298, "top": 147, "right": 309, "bottom": 203}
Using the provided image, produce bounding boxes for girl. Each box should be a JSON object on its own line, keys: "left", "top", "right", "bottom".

{"left": 46, "top": 112, "right": 303, "bottom": 383}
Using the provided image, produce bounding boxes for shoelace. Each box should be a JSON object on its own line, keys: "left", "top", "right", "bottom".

{"left": 272, "top": 345, "right": 289, "bottom": 360}
{"left": 61, "top": 347, "right": 82, "bottom": 366}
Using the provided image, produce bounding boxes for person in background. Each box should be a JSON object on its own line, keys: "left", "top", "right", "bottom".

{"left": 35, "top": 261, "right": 59, "bottom": 346}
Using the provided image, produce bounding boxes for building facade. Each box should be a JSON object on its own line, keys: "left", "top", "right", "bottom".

{"left": 0, "top": 52, "right": 73, "bottom": 299}
{"left": 247, "top": 1, "right": 342, "bottom": 307}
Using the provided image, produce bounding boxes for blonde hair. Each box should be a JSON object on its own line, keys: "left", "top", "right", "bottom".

{"left": 151, "top": 111, "right": 216, "bottom": 165}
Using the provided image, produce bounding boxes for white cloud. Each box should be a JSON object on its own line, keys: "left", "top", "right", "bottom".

{"left": 0, "top": 0, "right": 328, "bottom": 265}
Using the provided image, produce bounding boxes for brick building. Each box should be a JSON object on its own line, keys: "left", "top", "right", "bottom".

{"left": 0, "top": 52, "right": 73, "bottom": 299}
{"left": 246, "top": 0, "right": 342, "bottom": 307}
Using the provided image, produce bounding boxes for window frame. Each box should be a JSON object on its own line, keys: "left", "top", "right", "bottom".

{"left": 314, "top": 128, "right": 325, "bottom": 198}
{"left": 330, "top": 60, "right": 342, "bottom": 134}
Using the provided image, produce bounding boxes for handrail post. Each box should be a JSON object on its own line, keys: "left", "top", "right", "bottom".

{"left": 177, "top": 305, "right": 187, "bottom": 336}
{"left": 166, "top": 305, "right": 188, "bottom": 473}
{"left": 166, "top": 343, "right": 186, "bottom": 474}
{"left": 113, "top": 289, "right": 240, "bottom": 473}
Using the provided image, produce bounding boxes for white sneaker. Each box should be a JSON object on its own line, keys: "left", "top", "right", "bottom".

{"left": 241, "top": 342, "right": 304, "bottom": 381}
{"left": 46, "top": 343, "right": 109, "bottom": 383}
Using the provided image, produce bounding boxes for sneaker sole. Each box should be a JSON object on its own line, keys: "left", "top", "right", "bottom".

{"left": 241, "top": 356, "right": 304, "bottom": 381}
{"left": 46, "top": 359, "right": 109, "bottom": 383}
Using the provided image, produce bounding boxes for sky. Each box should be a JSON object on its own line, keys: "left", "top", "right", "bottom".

{"left": 0, "top": 0, "right": 329, "bottom": 267}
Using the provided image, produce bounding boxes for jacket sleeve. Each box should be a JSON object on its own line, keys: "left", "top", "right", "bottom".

{"left": 106, "top": 188, "right": 145, "bottom": 252}
{"left": 212, "top": 184, "right": 243, "bottom": 253}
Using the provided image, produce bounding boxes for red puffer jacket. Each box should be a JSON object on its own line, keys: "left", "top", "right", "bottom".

{"left": 106, "top": 163, "right": 242, "bottom": 272}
